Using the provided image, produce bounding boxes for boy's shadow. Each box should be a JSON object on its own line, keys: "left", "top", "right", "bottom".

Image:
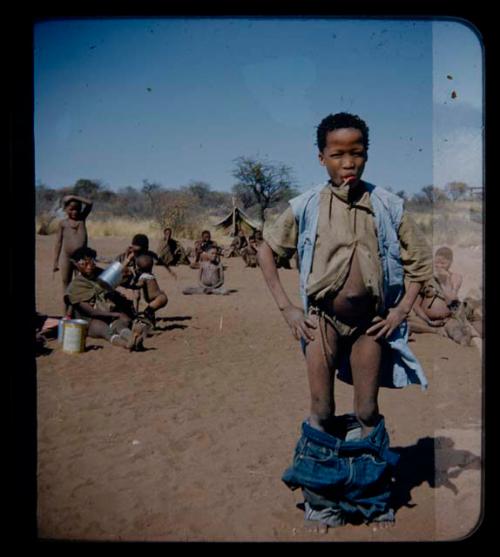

{"left": 85, "top": 345, "right": 104, "bottom": 352}
{"left": 391, "top": 436, "right": 481, "bottom": 512}
{"left": 156, "top": 316, "right": 192, "bottom": 322}
{"left": 153, "top": 324, "right": 189, "bottom": 332}
{"left": 153, "top": 315, "right": 191, "bottom": 332}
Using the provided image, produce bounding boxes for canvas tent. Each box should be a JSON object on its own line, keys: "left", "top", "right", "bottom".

{"left": 214, "top": 201, "right": 261, "bottom": 237}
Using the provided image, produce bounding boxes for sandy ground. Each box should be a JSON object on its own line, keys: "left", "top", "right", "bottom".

{"left": 35, "top": 235, "right": 483, "bottom": 542}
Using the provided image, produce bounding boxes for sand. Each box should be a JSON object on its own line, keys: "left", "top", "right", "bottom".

{"left": 35, "top": 235, "right": 483, "bottom": 542}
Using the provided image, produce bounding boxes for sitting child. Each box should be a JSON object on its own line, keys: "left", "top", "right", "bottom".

{"left": 183, "top": 246, "right": 235, "bottom": 295}
{"left": 224, "top": 229, "right": 249, "bottom": 258}
{"left": 409, "top": 246, "right": 475, "bottom": 345}
{"left": 240, "top": 229, "right": 263, "bottom": 267}
{"left": 65, "top": 247, "right": 148, "bottom": 351}
{"left": 191, "top": 230, "right": 219, "bottom": 268}
{"left": 132, "top": 254, "right": 169, "bottom": 326}
{"left": 157, "top": 227, "right": 190, "bottom": 267}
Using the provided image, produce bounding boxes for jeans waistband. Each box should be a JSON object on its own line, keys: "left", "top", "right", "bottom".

{"left": 301, "top": 417, "right": 388, "bottom": 457}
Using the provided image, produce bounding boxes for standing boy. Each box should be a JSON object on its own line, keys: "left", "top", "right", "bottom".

{"left": 256, "top": 112, "right": 432, "bottom": 527}
{"left": 53, "top": 194, "right": 93, "bottom": 310}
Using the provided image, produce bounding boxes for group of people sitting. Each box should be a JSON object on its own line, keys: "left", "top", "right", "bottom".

{"left": 49, "top": 193, "right": 267, "bottom": 352}
{"left": 45, "top": 193, "right": 482, "bottom": 354}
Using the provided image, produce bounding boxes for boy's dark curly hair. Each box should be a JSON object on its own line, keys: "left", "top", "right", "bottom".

{"left": 316, "top": 112, "right": 370, "bottom": 152}
{"left": 71, "top": 246, "right": 97, "bottom": 262}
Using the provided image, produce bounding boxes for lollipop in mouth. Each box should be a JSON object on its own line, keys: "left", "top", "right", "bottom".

{"left": 343, "top": 176, "right": 357, "bottom": 185}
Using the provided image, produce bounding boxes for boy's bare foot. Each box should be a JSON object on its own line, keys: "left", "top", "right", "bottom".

{"left": 130, "top": 321, "right": 148, "bottom": 351}
{"left": 303, "top": 502, "right": 345, "bottom": 531}
{"left": 369, "top": 508, "right": 395, "bottom": 529}
{"left": 110, "top": 333, "right": 129, "bottom": 350}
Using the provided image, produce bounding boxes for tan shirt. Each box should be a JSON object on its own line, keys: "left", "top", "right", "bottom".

{"left": 264, "top": 182, "right": 432, "bottom": 304}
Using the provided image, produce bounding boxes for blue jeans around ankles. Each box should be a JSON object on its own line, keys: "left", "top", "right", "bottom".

{"left": 282, "top": 415, "right": 400, "bottom": 521}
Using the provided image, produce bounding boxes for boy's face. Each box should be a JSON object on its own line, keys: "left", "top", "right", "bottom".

{"left": 318, "top": 128, "right": 367, "bottom": 187}
{"left": 202, "top": 232, "right": 211, "bottom": 242}
{"left": 131, "top": 244, "right": 143, "bottom": 255}
{"left": 207, "top": 247, "right": 218, "bottom": 262}
{"left": 66, "top": 201, "right": 81, "bottom": 220}
{"left": 75, "top": 256, "right": 96, "bottom": 278}
{"left": 434, "top": 254, "right": 452, "bottom": 273}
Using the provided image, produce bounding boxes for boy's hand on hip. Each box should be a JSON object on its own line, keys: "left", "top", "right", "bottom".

{"left": 281, "top": 305, "right": 317, "bottom": 342}
{"left": 366, "top": 307, "right": 409, "bottom": 340}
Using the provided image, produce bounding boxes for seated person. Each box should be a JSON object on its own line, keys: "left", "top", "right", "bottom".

{"left": 183, "top": 245, "right": 235, "bottom": 295}
{"left": 191, "top": 230, "right": 218, "bottom": 268}
{"left": 463, "top": 290, "right": 483, "bottom": 338}
{"left": 240, "top": 229, "right": 263, "bottom": 267}
{"left": 116, "top": 233, "right": 160, "bottom": 287}
{"left": 409, "top": 246, "right": 475, "bottom": 345}
{"left": 132, "top": 254, "right": 169, "bottom": 326}
{"left": 157, "top": 227, "right": 190, "bottom": 267}
{"left": 65, "top": 247, "right": 148, "bottom": 351}
{"left": 224, "top": 229, "right": 249, "bottom": 258}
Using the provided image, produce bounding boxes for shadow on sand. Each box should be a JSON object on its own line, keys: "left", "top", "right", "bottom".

{"left": 391, "top": 436, "right": 481, "bottom": 511}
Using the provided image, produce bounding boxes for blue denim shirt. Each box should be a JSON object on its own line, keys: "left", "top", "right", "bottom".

{"left": 288, "top": 182, "right": 428, "bottom": 390}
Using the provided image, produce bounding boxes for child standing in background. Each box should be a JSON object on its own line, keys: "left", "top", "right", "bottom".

{"left": 53, "top": 194, "right": 93, "bottom": 311}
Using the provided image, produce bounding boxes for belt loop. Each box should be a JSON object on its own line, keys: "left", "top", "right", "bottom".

{"left": 333, "top": 438, "right": 340, "bottom": 457}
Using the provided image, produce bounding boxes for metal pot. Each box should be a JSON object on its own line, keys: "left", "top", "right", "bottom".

{"left": 97, "top": 261, "right": 125, "bottom": 290}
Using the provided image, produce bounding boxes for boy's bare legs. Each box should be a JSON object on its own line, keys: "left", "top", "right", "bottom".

{"left": 349, "top": 333, "right": 382, "bottom": 438}
{"left": 350, "top": 332, "right": 395, "bottom": 527}
{"left": 143, "top": 282, "right": 168, "bottom": 324}
{"left": 60, "top": 254, "right": 74, "bottom": 312}
{"left": 87, "top": 315, "right": 140, "bottom": 350}
{"left": 146, "top": 292, "right": 168, "bottom": 311}
{"left": 304, "top": 314, "right": 339, "bottom": 432}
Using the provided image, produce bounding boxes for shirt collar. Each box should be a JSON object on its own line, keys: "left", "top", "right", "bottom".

{"left": 324, "top": 180, "right": 373, "bottom": 212}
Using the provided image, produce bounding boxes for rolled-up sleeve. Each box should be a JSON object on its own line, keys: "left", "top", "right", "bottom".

{"left": 398, "top": 211, "right": 433, "bottom": 283}
{"left": 263, "top": 206, "right": 298, "bottom": 259}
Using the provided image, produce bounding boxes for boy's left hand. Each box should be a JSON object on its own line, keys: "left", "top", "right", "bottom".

{"left": 366, "top": 307, "right": 409, "bottom": 340}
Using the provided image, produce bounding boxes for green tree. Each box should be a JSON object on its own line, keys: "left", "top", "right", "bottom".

{"left": 231, "top": 156, "right": 297, "bottom": 223}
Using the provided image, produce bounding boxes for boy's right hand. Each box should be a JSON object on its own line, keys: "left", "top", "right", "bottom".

{"left": 281, "top": 305, "right": 316, "bottom": 342}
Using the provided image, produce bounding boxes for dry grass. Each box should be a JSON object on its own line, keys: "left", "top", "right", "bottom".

{"left": 36, "top": 200, "right": 483, "bottom": 249}
{"left": 35, "top": 215, "right": 235, "bottom": 245}
{"left": 409, "top": 201, "right": 483, "bottom": 248}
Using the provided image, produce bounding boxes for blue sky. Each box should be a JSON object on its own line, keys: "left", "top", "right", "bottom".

{"left": 34, "top": 17, "right": 483, "bottom": 195}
